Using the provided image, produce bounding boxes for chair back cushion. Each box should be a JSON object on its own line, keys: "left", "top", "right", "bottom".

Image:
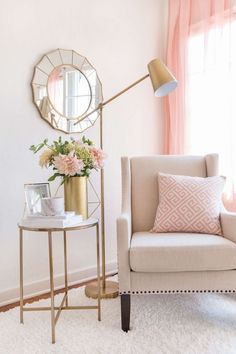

{"left": 130, "top": 154, "right": 218, "bottom": 232}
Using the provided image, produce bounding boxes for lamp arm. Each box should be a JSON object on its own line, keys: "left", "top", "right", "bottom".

{"left": 73, "top": 73, "right": 149, "bottom": 126}
{"left": 102, "top": 73, "right": 149, "bottom": 107}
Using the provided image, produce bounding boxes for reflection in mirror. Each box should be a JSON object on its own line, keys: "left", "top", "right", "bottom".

{"left": 31, "top": 49, "right": 103, "bottom": 134}
{"left": 48, "top": 66, "right": 91, "bottom": 118}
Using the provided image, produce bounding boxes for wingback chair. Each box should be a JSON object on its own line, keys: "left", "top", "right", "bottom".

{"left": 117, "top": 154, "right": 236, "bottom": 331}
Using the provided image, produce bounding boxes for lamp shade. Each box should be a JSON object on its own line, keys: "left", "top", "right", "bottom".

{"left": 148, "top": 58, "right": 177, "bottom": 97}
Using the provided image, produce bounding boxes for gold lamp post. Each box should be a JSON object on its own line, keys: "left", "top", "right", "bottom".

{"left": 74, "top": 58, "right": 177, "bottom": 299}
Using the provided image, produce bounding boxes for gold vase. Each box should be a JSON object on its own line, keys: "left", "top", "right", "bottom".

{"left": 64, "top": 176, "right": 88, "bottom": 219}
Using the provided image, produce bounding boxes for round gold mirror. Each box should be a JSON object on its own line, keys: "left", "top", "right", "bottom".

{"left": 31, "top": 49, "right": 103, "bottom": 134}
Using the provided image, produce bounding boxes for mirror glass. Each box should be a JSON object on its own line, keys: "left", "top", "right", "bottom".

{"left": 31, "top": 49, "right": 103, "bottom": 134}
{"left": 48, "top": 66, "right": 91, "bottom": 119}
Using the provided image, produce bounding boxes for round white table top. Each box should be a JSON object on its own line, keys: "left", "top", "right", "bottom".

{"left": 18, "top": 218, "right": 98, "bottom": 232}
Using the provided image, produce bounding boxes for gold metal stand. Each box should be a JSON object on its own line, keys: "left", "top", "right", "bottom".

{"left": 84, "top": 79, "right": 151, "bottom": 299}
{"left": 19, "top": 219, "right": 101, "bottom": 344}
{"left": 85, "top": 280, "right": 118, "bottom": 299}
{"left": 81, "top": 72, "right": 160, "bottom": 299}
{"left": 85, "top": 107, "right": 119, "bottom": 299}
{"left": 77, "top": 60, "right": 177, "bottom": 299}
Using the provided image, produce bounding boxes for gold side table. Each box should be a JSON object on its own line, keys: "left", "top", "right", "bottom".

{"left": 18, "top": 218, "right": 101, "bottom": 344}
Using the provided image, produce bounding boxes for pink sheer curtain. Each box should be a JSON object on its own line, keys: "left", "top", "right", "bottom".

{"left": 165, "top": 0, "right": 232, "bottom": 154}
{"left": 164, "top": 0, "right": 191, "bottom": 154}
{"left": 165, "top": 0, "right": 236, "bottom": 211}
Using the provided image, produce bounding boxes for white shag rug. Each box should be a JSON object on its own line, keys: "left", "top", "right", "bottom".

{"left": 1, "top": 282, "right": 236, "bottom": 354}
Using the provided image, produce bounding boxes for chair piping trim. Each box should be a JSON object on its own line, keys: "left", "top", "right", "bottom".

{"left": 119, "top": 289, "right": 236, "bottom": 295}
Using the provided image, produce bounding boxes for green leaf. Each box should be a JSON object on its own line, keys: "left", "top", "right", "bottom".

{"left": 31, "top": 142, "right": 45, "bottom": 154}
{"left": 82, "top": 136, "right": 93, "bottom": 146}
{"left": 48, "top": 173, "right": 61, "bottom": 182}
{"left": 61, "top": 175, "right": 68, "bottom": 185}
{"left": 29, "top": 145, "right": 36, "bottom": 152}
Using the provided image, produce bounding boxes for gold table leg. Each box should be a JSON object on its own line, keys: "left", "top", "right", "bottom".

{"left": 96, "top": 223, "right": 101, "bottom": 321}
{"left": 63, "top": 231, "right": 68, "bottom": 307}
{"left": 48, "top": 231, "right": 56, "bottom": 344}
{"left": 19, "top": 228, "right": 24, "bottom": 324}
{"left": 19, "top": 221, "right": 100, "bottom": 344}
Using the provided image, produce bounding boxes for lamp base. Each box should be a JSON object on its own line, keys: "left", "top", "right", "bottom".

{"left": 85, "top": 280, "right": 119, "bottom": 299}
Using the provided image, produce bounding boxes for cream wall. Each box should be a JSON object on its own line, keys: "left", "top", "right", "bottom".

{"left": 0, "top": 0, "right": 168, "bottom": 304}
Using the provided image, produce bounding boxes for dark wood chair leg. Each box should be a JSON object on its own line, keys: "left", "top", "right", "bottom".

{"left": 121, "top": 294, "right": 130, "bottom": 332}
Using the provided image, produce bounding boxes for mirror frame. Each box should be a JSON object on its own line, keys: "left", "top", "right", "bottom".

{"left": 31, "top": 49, "right": 103, "bottom": 134}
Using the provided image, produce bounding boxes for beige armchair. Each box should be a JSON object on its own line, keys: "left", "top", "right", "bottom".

{"left": 117, "top": 154, "right": 236, "bottom": 331}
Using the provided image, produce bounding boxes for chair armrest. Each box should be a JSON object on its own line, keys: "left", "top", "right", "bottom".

{"left": 221, "top": 212, "right": 236, "bottom": 244}
{"left": 116, "top": 213, "right": 132, "bottom": 293}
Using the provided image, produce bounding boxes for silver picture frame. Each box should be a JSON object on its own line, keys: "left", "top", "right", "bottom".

{"left": 24, "top": 183, "right": 51, "bottom": 215}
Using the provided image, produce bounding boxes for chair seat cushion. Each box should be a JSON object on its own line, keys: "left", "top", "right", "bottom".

{"left": 130, "top": 232, "right": 236, "bottom": 272}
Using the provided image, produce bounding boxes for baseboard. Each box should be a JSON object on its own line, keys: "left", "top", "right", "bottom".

{"left": 0, "top": 261, "right": 117, "bottom": 306}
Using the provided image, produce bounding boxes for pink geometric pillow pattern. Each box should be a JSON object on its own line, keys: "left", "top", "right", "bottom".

{"left": 151, "top": 173, "right": 225, "bottom": 235}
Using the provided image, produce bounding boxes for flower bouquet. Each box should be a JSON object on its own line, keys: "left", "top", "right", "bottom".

{"left": 30, "top": 136, "right": 106, "bottom": 184}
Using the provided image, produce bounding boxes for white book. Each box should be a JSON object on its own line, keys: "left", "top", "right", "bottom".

{"left": 26, "top": 211, "right": 76, "bottom": 220}
{"left": 21, "top": 214, "right": 83, "bottom": 228}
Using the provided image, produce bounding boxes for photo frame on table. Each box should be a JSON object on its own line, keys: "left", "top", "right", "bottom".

{"left": 24, "top": 183, "right": 51, "bottom": 215}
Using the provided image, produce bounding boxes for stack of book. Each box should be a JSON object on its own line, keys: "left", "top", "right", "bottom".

{"left": 21, "top": 212, "right": 83, "bottom": 228}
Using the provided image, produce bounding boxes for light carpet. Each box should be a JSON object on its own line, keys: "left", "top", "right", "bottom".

{"left": 1, "top": 283, "right": 236, "bottom": 354}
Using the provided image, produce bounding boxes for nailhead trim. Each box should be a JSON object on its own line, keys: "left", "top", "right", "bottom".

{"left": 119, "top": 290, "right": 236, "bottom": 295}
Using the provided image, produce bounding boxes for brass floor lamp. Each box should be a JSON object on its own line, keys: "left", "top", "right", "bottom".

{"left": 74, "top": 58, "right": 177, "bottom": 299}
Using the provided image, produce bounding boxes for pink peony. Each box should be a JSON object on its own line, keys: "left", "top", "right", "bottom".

{"left": 53, "top": 152, "right": 84, "bottom": 176}
{"left": 90, "top": 147, "right": 107, "bottom": 168}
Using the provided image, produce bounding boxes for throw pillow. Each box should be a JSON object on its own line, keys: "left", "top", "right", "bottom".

{"left": 151, "top": 173, "right": 224, "bottom": 235}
